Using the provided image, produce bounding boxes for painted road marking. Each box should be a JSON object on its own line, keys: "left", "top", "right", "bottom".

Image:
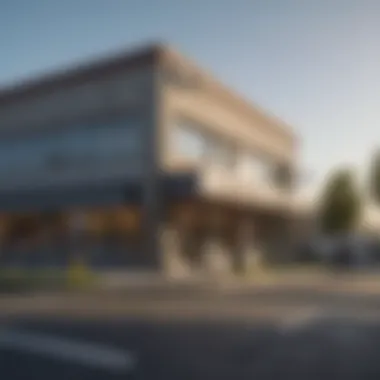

{"left": 0, "top": 328, "right": 137, "bottom": 373}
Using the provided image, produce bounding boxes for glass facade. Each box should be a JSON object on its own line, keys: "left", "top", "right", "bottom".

{"left": 0, "top": 118, "right": 142, "bottom": 190}
{"left": 0, "top": 116, "right": 147, "bottom": 270}
{"left": 173, "top": 121, "right": 208, "bottom": 160}
{"left": 0, "top": 206, "right": 143, "bottom": 269}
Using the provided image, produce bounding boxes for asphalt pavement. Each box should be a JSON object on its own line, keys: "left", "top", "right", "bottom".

{"left": 2, "top": 315, "right": 380, "bottom": 379}
{"left": 1, "top": 283, "right": 380, "bottom": 379}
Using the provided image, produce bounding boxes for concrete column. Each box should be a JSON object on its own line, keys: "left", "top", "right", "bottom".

{"left": 160, "top": 223, "right": 190, "bottom": 279}
{"left": 234, "top": 220, "right": 262, "bottom": 274}
{"left": 202, "top": 210, "right": 232, "bottom": 278}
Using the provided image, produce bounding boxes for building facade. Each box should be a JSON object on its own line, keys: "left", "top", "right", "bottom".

{"left": 0, "top": 44, "right": 300, "bottom": 277}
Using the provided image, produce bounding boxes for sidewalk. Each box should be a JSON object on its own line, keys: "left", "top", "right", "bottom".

{"left": 222, "top": 268, "right": 380, "bottom": 295}
{"left": 61, "top": 268, "right": 380, "bottom": 296}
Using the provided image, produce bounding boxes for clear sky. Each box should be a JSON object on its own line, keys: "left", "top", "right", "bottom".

{"left": 1, "top": 0, "right": 379, "bottom": 193}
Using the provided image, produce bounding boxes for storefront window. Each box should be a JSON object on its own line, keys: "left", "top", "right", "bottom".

{"left": 83, "top": 207, "right": 143, "bottom": 268}
{"left": 0, "top": 211, "right": 69, "bottom": 268}
{"left": 0, "top": 206, "right": 143, "bottom": 269}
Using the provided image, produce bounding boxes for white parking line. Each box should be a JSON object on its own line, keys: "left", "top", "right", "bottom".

{"left": 0, "top": 329, "right": 137, "bottom": 373}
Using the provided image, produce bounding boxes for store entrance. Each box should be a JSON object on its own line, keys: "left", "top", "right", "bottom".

{"left": 0, "top": 206, "right": 143, "bottom": 270}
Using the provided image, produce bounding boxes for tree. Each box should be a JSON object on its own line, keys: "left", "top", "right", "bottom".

{"left": 369, "top": 149, "right": 380, "bottom": 203}
{"left": 319, "top": 168, "right": 362, "bottom": 235}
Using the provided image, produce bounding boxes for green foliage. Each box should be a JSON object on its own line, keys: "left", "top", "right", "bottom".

{"left": 319, "top": 168, "right": 362, "bottom": 234}
{"left": 0, "top": 268, "right": 97, "bottom": 293}
{"left": 369, "top": 149, "right": 380, "bottom": 203}
{"left": 0, "top": 270, "right": 66, "bottom": 293}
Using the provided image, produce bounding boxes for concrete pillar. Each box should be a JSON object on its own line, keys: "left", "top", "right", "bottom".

{"left": 234, "top": 220, "right": 262, "bottom": 274}
{"left": 234, "top": 221, "right": 251, "bottom": 274}
{"left": 202, "top": 210, "right": 232, "bottom": 278}
{"left": 160, "top": 223, "right": 190, "bottom": 279}
{"left": 202, "top": 237, "right": 232, "bottom": 278}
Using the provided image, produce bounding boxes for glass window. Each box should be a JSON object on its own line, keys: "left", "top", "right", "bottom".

{"left": 237, "top": 153, "right": 273, "bottom": 183}
{"left": 173, "top": 119, "right": 239, "bottom": 171}
{"left": 206, "top": 139, "right": 236, "bottom": 169}
{"left": 0, "top": 118, "right": 142, "bottom": 189}
{"left": 173, "top": 121, "right": 207, "bottom": 160}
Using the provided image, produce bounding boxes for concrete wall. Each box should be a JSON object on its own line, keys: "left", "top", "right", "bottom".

{"left": 154, "top": 47, "right": 299, "bottom": 274}
{"left": 158, "top": 47, "right": 297, "bottom": 167}
{"left": 156, "top": 50, "right": 297, "bottom": 212}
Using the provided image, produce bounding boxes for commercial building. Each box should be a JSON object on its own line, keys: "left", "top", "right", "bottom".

{"left": 0, "top": 43, "right": 301, "bottom": 277}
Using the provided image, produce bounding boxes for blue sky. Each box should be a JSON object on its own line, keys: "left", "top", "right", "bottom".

{"left": 1, "top": 0, "right": 379, "bottom": 192}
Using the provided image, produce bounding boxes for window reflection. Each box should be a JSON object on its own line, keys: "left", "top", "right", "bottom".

{"left": 173, "top": 119, "right": 237, "bottom": 168}
{"left": 174, "top": 120, "right": 259, "bottom": 174}
{"left": 0, "top": 212, "right": 69, "bottom": 269}
{"left": 173, "top": 121, "right": 207, "bottom": 160}
{"left": 0, "top": 207, "right": 143, "bottom": 269}
{"left": 173, "top": 118, "right": 290, "bottom": 190}
{"left": 0, "top": 118, "right": 141, "bottom": 189}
